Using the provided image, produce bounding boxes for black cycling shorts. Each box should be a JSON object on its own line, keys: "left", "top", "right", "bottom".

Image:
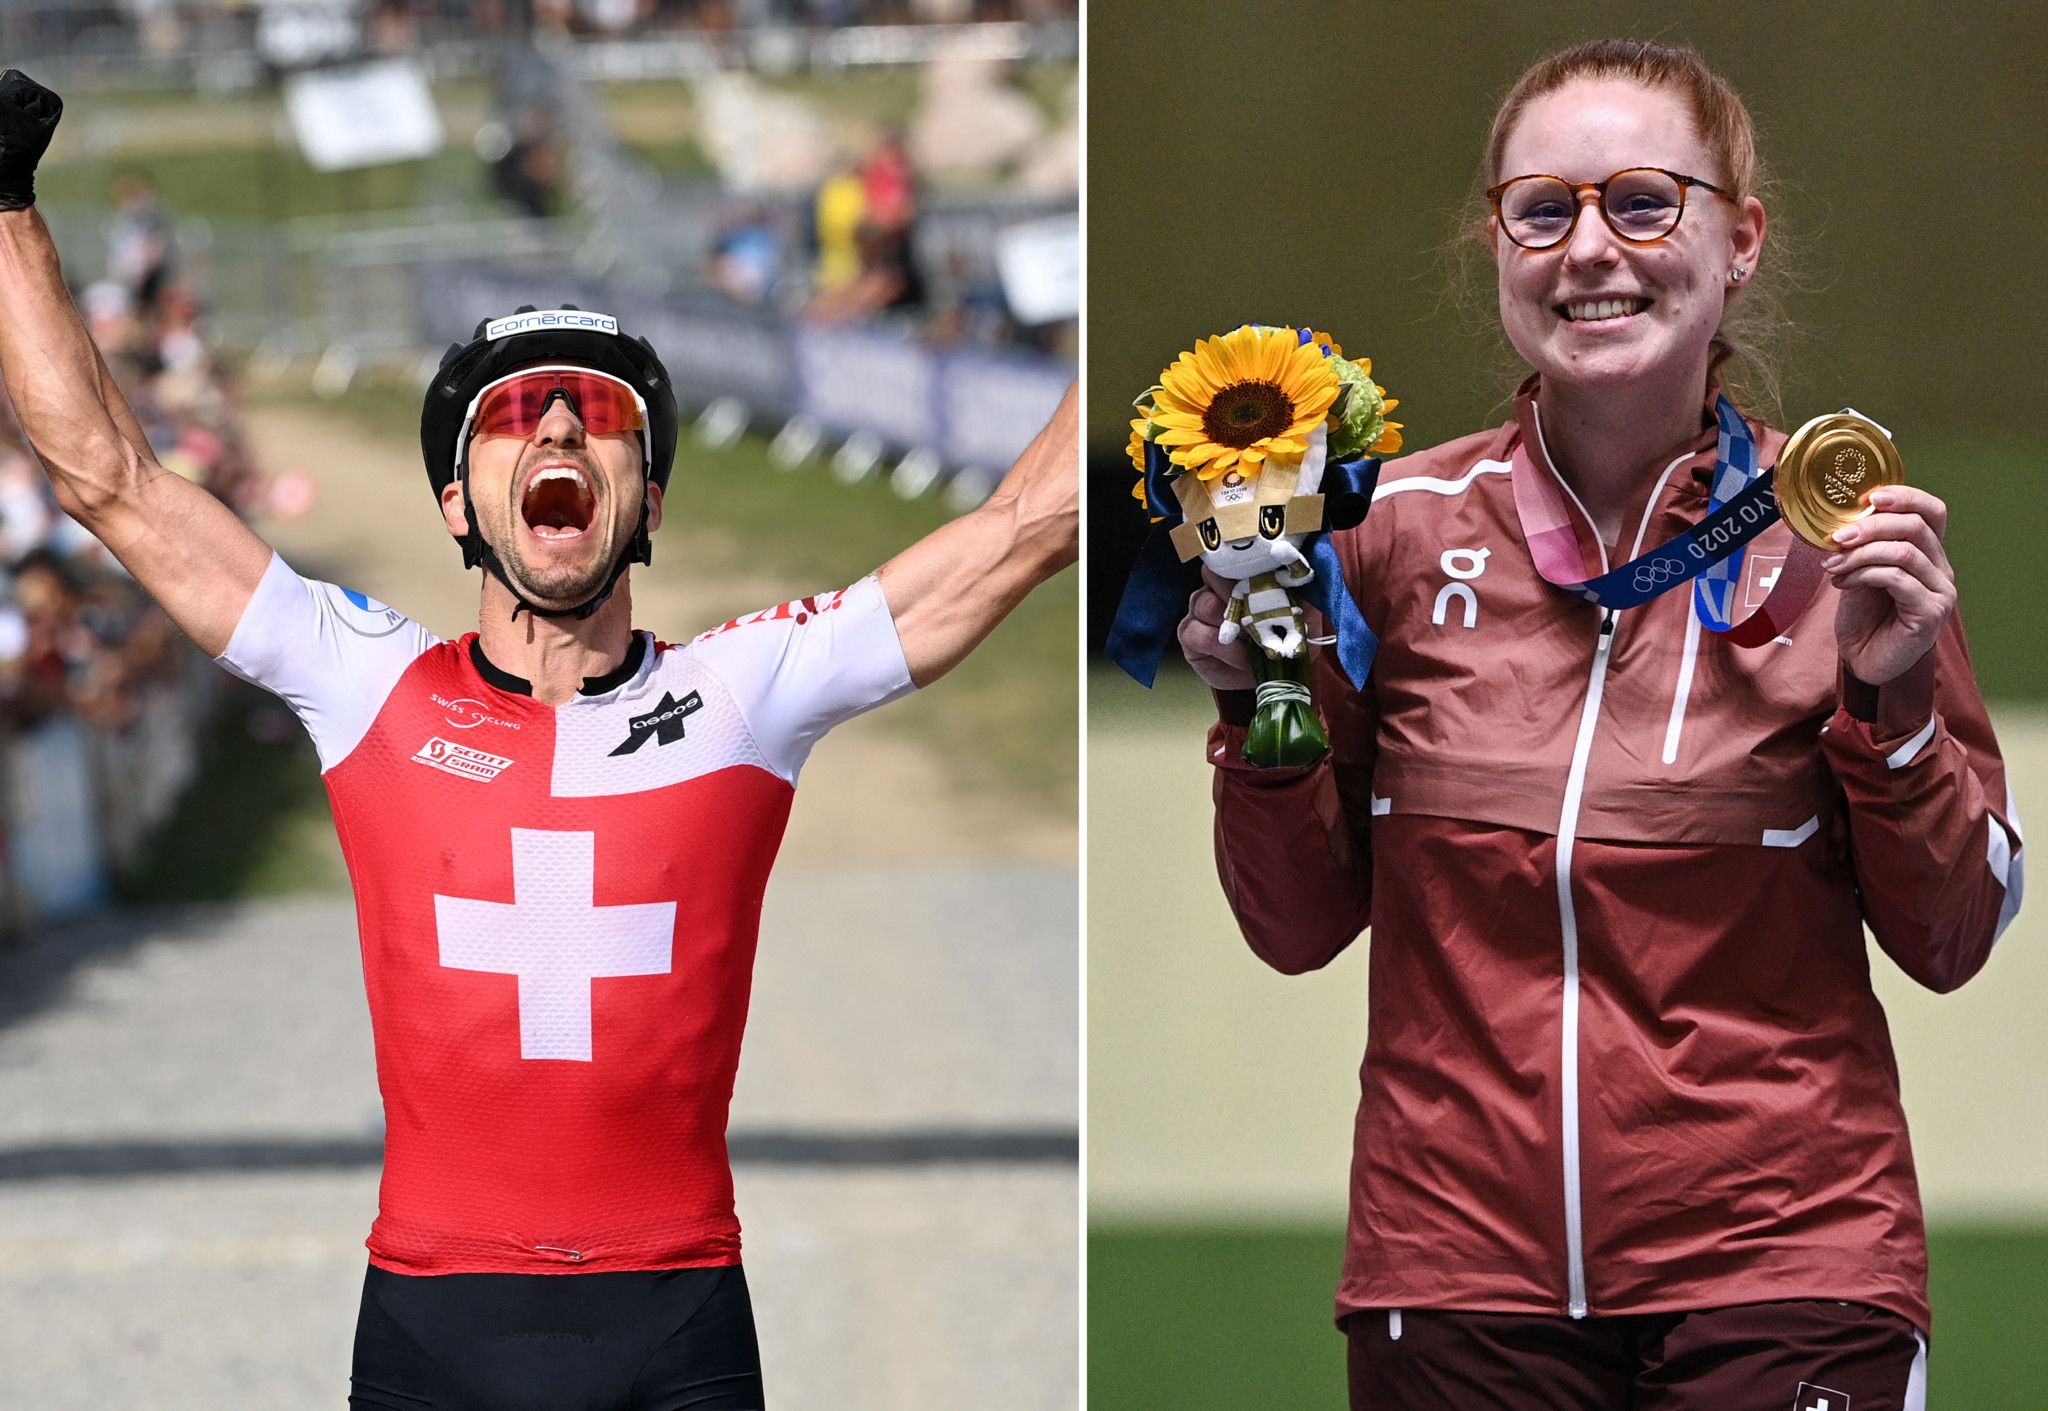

{"left": 348, "top": 1261, "right": 764, "bottom": 1410}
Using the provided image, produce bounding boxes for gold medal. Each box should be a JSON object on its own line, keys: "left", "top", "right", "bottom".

{"left": 1774, "top": 410, "right": 1905, "bottom": 549}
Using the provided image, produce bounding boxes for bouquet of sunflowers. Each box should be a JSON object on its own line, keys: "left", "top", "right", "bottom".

{"left": 1113, "top": 325, "right": 1400, "bottom": 768}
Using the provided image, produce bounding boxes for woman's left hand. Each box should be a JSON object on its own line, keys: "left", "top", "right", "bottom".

{"left": 1826, "top": 485, "right": 1956, "bottom": 686}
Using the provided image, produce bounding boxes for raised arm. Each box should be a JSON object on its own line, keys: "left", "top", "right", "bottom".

{"left": 875, "top": 381, "right": 1076, "bottom": 686}
{"left": 0, "top": 71, "right": 271, "bottom": 657}
{"left": 1818, "top": 482, "right": 2023, "bottom": 989}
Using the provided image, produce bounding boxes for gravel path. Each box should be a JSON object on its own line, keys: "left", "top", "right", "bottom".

{"left": 0, "top": 871, "right": 1077, "bottom": 1410}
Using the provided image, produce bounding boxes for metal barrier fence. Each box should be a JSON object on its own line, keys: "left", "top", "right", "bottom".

{"left": 43, "top": 184, "right": 1070, "bottom": 367}
{"left": 0, "top": 652, "right": 214, "bottom": 932}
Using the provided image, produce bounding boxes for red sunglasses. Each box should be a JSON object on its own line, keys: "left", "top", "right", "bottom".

{"left": 459, "top": 365, "right": 649, "bottom": 446}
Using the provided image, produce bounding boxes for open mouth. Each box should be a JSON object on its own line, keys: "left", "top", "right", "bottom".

{"left": 520, "top": 464, "right": 597, "bottom": 540}
{"left": 1558, "top": 296, "right": 1651, "bottom": 324}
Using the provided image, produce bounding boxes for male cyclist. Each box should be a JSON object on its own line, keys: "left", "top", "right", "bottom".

{"left": 0, "top": 70, "right": 1075, "bottom": 1408}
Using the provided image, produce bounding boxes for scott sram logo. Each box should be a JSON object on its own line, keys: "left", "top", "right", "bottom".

{"left": 609, "top": 691, "right": 703, "bottom": 756}
{"left": 412, "top": 737, "right": 514, "bottom": 782}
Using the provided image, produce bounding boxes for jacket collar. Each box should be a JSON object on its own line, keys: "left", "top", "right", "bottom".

{"left": 468, "top": 631, "right": 648, "bottom": 698}
{"left": 1509, "top": 372, "right": 1734, "bottom": 498}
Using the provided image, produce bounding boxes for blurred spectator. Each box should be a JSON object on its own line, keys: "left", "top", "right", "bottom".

{"left": 812, "top": 165, "right": 868, "bottom": 297}
{"left": 859, "top": 129, "right": 917, "bottom": 236}
{"left": 1, "top": 216, "right": 268, "bottom": 745}
{"left": 489, "top": 108, "right": 565, "bottom": 219}
{"left": 368, "top": 0, "right": 425, "bottom": 55}
{"left": 106, "top": 172, "right": 174, "bottom": 318}
{"left": 0, "top": 430, "right": 57, "bottom": 566}
{"left": 707, "top": 201, "right": 791, "bottom": 306}
{"left": 926, "top": 249, "right": 1012, "bottom": 346}
{"left": 806, "top": 218, "right": 922, "bottom": 322}
{"left": 580, "top": 0, "right": 656, "bottom": 33}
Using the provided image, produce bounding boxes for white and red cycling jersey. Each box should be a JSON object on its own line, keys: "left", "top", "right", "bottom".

{"left": 220, "top": 553, "right": 913, "bottom": 1275}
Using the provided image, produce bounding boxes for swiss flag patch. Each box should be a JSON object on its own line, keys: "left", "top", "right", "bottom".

{"left": 1743, "top": 552, "right": 1788, "bottom": 611}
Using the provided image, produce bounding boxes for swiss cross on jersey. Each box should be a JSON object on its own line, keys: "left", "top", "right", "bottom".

{"left": 436, "top": 829, "right": 676, "bottom": 1060}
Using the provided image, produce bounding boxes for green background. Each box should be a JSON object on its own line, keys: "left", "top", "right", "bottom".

{"left": 1087, "top": 5, "right": 2048, "bottom": 1408}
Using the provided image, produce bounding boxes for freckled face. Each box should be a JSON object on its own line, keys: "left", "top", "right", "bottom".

{"left": 1494, "top": 78, "right": 1763, "bottom": 395}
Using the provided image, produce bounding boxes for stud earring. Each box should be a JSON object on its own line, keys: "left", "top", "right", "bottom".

{"left": 1730, "top": 266, "right": 1749, "bottom": 283}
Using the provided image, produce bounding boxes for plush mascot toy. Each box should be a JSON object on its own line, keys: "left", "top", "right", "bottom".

{"left": 1108, "top": 325, "right": 1401, "bottom": 768}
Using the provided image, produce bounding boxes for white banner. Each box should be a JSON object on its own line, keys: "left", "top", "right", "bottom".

{"left": 284, "top": 60, "right": 445, "bottom": 172}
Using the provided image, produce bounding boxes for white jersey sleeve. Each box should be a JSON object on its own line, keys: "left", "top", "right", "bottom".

{"left": 216, "top": 552, "right": 441, "bottom": 773}
{"left": 684, "top": 575, "right": 914, "bottom": 783}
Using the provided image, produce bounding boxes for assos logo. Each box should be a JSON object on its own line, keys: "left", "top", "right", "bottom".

{"left": 430, "top": 693, "right": 523, "bottom": 732}
{"left": 411, "top": 737, "right": 514, "bottom": 783}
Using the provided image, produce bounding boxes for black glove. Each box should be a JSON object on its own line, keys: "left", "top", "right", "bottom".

{"left": 0, "top": 69, "right": 64, "bottom": 212}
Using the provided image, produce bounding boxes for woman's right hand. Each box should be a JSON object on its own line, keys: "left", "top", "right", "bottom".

{"left": 1178, "top": 569, "right": 1254, "bottom": 690}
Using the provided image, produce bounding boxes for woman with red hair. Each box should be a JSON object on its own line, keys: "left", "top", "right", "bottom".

{"left": 1188, "top": 39, "right": 2021, "bottom": 1409}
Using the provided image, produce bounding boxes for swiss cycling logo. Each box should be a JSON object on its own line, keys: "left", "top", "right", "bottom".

{"left": 328, "top": 584, "right": 409, "bottom": 638}
{"left": 430, "top": 694, "right": 523, "bottom": 732}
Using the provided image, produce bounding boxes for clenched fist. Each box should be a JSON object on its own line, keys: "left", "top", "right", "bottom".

{"left": 0, "top": 69, "right": 63, "bottom": 212}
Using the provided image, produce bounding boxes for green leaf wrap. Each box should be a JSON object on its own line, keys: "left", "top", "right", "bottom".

{"left": 1243, "top": 650, "right": 1329, "bottom": 769}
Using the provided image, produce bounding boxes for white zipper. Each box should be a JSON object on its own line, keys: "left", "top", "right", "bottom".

{"left": 1555, "top": 608, "right": 1616, "bottom": 1319}
{"left": 1662, "top": 607, "right": 1702, "bottom": 765}
{"left": 1531, "top": 400, "right": 1686, "bottom": 1318}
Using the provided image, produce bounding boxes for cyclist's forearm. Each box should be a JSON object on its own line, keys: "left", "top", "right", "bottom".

{"left": 0, "top": 206, "right": 155, "bottom": 517}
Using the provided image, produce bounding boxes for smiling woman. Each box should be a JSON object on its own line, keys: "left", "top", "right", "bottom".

{"left": 1107, "top": 33, "right": 2022, "bottom": 1411}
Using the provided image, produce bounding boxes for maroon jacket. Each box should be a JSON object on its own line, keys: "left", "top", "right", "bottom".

{"left": 1210, "top": 393, "right": 2024, "bottom": 1332}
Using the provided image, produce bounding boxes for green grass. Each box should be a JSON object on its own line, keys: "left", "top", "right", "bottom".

{"left": 662, "top": 423, "right": 1078, "bottom": 816}
{"left": 1089, "top": 1222, "right": 2048, "bottom": 1409}
{"left": 38, "top": 143, "right": 491, "bottom": 224}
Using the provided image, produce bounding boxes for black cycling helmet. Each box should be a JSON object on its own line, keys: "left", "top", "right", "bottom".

{"left": 420, "top": 304, "right": 680, "bottom": 620}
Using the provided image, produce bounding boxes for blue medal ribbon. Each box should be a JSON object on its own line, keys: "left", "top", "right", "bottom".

{"left": 1550, "top": 395, "right": 1783, "bottom": 621}
{"left": 1106, "top": 443, "right": 1381, "bottom": 689}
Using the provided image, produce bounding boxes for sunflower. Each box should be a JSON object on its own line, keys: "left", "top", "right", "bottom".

{"left": 1149, "top": 325, "right": 1341, "bottom": 480}
{"left": 1371, "top": 405, "right": 1404, "bottom": 456}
